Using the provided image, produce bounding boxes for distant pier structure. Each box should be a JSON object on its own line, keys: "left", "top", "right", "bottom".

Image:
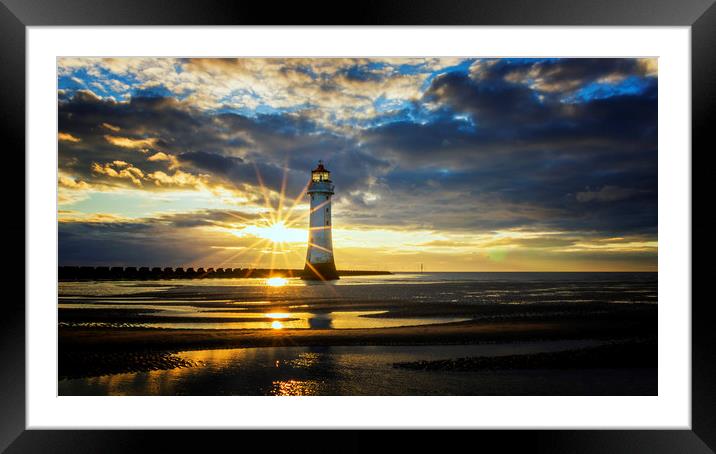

{"left": 303, "top": 161, "right": 339, "bottom": 280}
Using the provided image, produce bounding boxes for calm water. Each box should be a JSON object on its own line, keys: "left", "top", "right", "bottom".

{"left": 59, "top": 272, "right": 657, "bottom": 395}
{"left": 58, "top": 341, "right": 657, "bottom": 396}
{"left": 58, "top": 272, "right": 657, "bottom": 330}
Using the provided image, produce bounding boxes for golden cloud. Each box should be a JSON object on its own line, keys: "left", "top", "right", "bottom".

{"left": 58, "top": 132, "right": 81, "bottom": 143}
{"left": 91, "top": 161, "right": 145, "bottom": 186}
{"left": 58, "top": 174, "right": 91, "bottom": 190}
{"left": 101, "top": 122, "right": 121, "bottom": 132}
{"left": 638, "top": 58, "right": 658, "bottom": 77}
{"left": 104, "top": 135, "right": 159, "bottom": 151}
{"left": 148, "top": 151, "right": 180, "bottom": 169}
{"left": 146, "top": 169, "right": 209, "bottom": 189}
{"left": 58, "top": 211, "right": 131, "bottom": 223}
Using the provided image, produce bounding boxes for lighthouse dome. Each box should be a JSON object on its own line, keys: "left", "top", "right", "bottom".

{"left": 311, "top": 160, "right": 331, "bottom": 182}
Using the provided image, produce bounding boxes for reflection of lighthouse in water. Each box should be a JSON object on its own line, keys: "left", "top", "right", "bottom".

{"left": 303, "top": 161, "right": 339, "bottom": 280}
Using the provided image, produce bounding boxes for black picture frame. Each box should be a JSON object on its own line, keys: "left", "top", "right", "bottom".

{"left": 3, "top": 0, "right": 711, "bottom": 452}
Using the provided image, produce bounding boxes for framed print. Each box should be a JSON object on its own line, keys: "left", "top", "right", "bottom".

{"left": 4, "top": 0, "right": 712, "bottom": 451}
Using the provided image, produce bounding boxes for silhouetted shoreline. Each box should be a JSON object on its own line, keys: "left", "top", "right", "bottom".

{"left": 58, "top": 266, "right": 391, "bottom": 281}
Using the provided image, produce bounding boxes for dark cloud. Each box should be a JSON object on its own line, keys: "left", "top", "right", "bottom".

{"left": 472, "top": 58, "right": 653, "bottom": 94}
{"left": 153, "top": 209, "right": 262, "bottom": 228}
{"left": 350, "top": 62, "right": 657, "bottom": 236}
{"left": 59, "top": 92, "right": 392, "bottom": 198}
{"left": 58, "top": 209, "right": 264, "bottom": 266}
{"left": 178, "top": 151, "right": 244, "bottom": 174}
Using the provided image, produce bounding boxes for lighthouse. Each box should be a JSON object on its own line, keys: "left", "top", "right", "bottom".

{"left": 303, "top": 161, "right": 339, "bottom": 280}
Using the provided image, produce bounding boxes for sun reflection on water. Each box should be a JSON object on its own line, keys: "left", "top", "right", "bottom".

{"left": 266, "top": 312, "right": 291, "bottom": 319}
{"left": 267, "top": 311, "right": 291, "bottom": 329}
{"left": 270, "top": 379, "right": 322, "bottom": 396}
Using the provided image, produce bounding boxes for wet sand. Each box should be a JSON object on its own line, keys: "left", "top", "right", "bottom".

{"left": 393, "top": 339, "right": 656, "bottom": 371}
{"left": 59, "top": 309, "right": 656, "bottom": 379}
{"left": 57, "top": 275, "right": 658, "bottom": 392}
{"left": 59, "top": 342, "right": 657, "bottom": 396}
{"left": 60, "top": 351, "right": 200, "bottom": 380}
{"left": 61, "top": 317, "right": 654, "bottom": 348}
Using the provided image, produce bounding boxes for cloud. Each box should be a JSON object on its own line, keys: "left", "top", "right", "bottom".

{"left": 73, "top": 88, "right": 108, "bottom": 103}
{"left": 59, "top": 212, "right": 130, "bottom": 223}
{"left": 92, "top": 161, "right": 145, "bottom": 186}
{"left": 101, "top": 122, "right": 121, "bottom": 132}
{"left": 148, "top": 151, "right": 179, "bottom": 168}
{"left": 153, "top": 209, "right": 262, "bottom": 228}
{"left": 58, "top": 132, "right": 81, "bottom": 143}
{"left": 58, "top": 173, "right": 91, "bottom": 190}
{"left": 104, "top": 135, "right": 159, "bottom": 152}
{"left": 146, "top": 169, "right": 208, "bottom": 189}
{"left": 576, "top": 186, "right": 642, "bottom": 203}
{"left": 471, "top": 58, "right": 657, "bottom": 96}
{"left": 417, "top": 240, "right": 467, "bottom": 248}
{"left": 638, "top": 58, "right": 658, "bottom": 77}
{"left": 58, "top": 88, "right": 395, "bottom": 202}
{"left": 57, "top": 57, "right": 469, "bottom": 129}
{"left": 58, "top": 208, "right": 269, "bottom": 266}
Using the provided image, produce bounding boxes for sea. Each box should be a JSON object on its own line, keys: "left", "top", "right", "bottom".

{"left": 58, "top": 272, "right": 657, "bottom": 396}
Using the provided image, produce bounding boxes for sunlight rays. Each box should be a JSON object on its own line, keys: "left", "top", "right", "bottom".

{"left": 222, "top": 165, "right": 311, "bottom": 275}
{"left": 209, "top": 165, "right": 340, "bottom": 285}
{"left": 307, "top": 241, "right": 333, "bottom": 254}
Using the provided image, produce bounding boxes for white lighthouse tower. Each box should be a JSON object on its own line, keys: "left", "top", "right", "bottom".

{"left": 303, "top": 161, "right": 339, "bottom": 280}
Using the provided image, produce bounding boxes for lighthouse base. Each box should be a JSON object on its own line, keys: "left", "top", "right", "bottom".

{"left": 302, "top": 261, "right": 340, "bottom": 281}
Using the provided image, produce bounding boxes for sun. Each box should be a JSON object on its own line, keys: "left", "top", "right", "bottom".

{"left": 263, "top": 222, "right": 304, "bottom": 243}
{"left": 266, "top": 277, "right": 288, "bottom": 287}
{"left": 221, "top": 167, "right": 312, "bottom": 271}
{"left": 238, "top": 221, "right": 306, "bottom": 244}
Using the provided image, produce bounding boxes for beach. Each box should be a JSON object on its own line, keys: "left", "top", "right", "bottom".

{"left": 58, "top": 272, "right": 658, "bottom": 395}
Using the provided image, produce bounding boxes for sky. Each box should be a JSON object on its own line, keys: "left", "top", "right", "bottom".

{"left": 57, "top": 57, "right": 658, "bottom": 272}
